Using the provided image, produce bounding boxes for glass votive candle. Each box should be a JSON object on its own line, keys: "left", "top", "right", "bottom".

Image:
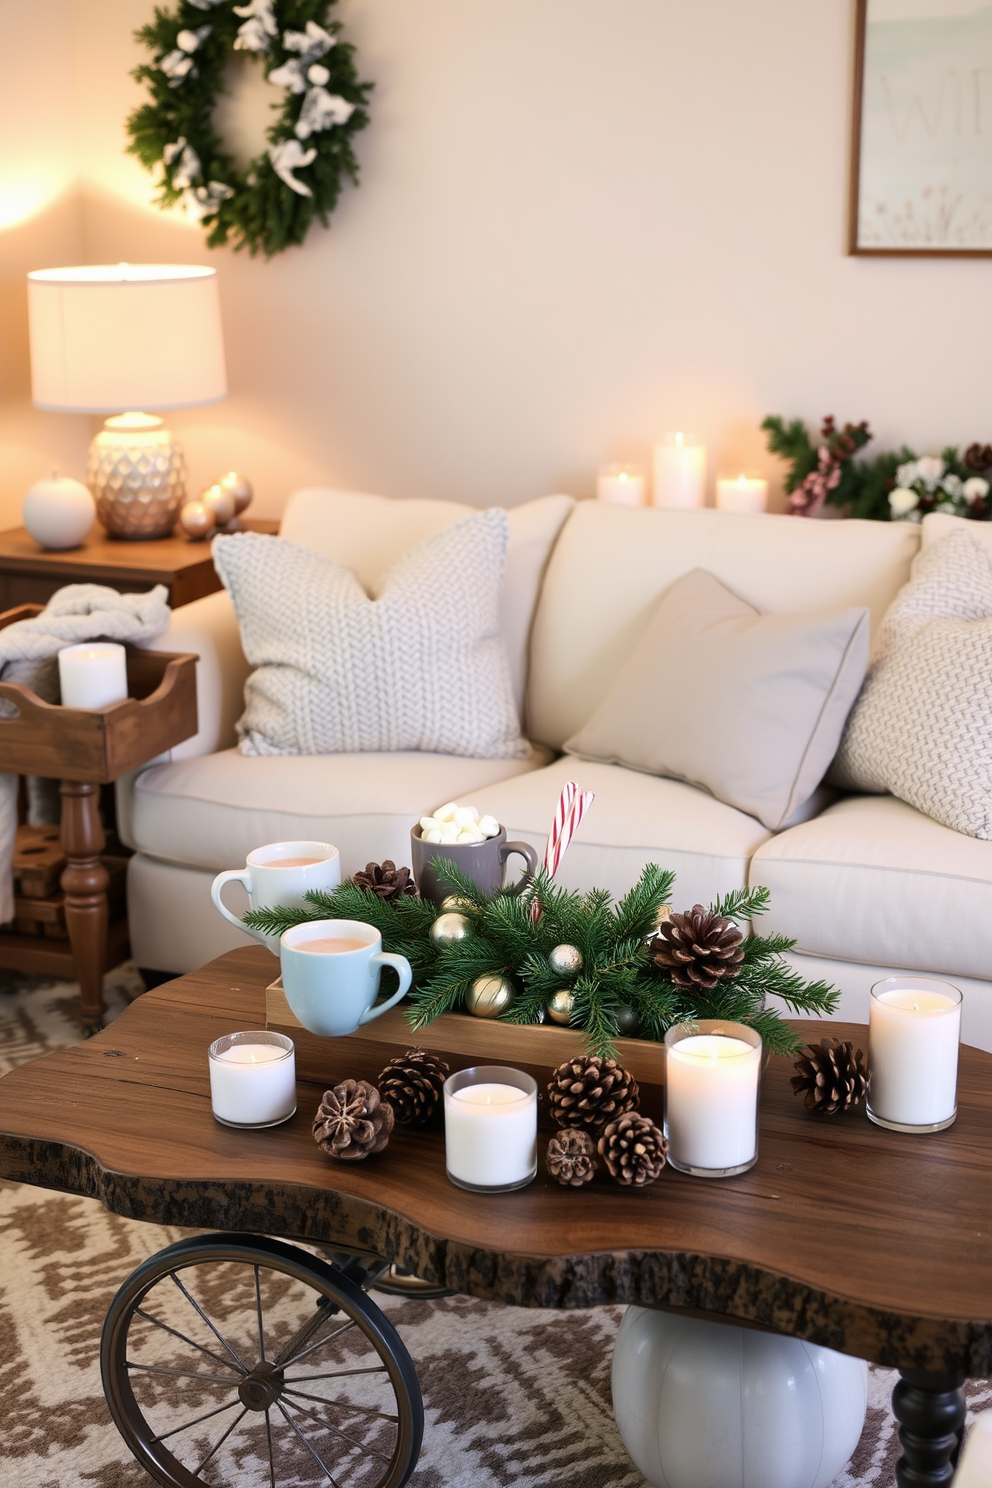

{"left": 664, "top": 1020, "right": 762, "bottom": 1177}
{"left": 597, "top": 463, "right": 647, "bottom": 506}
{"left": 208, "top": 1030, "right": 296, "bottom": 1129}
{"left": 867, "top": 977, "right": 962, "bottom": 1133}
{"left": 443, "top": 1066, "right": 538, "bottom": 1192}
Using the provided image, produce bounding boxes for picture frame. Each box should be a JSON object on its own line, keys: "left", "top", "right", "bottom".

{"left": 850, "top": 0, "right": 992, "bottom": 256}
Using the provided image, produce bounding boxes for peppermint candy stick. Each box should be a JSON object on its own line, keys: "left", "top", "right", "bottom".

{"left": 533, "top": 781, "right": 595, "bottom": 919}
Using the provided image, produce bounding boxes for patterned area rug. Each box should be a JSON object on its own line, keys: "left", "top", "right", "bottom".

{"left": 1, "top": 970, "right": 989, "bottom": 1488}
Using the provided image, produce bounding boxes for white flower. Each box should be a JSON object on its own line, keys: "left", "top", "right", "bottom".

{"left": 896, "top": 460, "right": 919, "bottom": 488}
{"left": 916, "top": 455, "right": 946, "bottom": 490}
{"left": 889, "top": 486, "right": 919, "bottom": 518}
{"left": 940, "top": 473, "right": 962, "bottom": 496}
{"left": 936, "top": 501, "right": 959, "bottom": 514}
{"left": 964, "top": 476, "right": 990, "bottom": 500}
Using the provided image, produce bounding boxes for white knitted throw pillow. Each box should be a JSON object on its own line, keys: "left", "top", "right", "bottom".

{"left": 831, "top": 528, "right": 992, "bottom": 838}
{"left": 213, "top": 511, "right": 529, "bottom": 759}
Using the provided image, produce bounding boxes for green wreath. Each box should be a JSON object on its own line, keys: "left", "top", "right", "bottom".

{"left": 127, "top": 0, "right": 372, "bottom": 257}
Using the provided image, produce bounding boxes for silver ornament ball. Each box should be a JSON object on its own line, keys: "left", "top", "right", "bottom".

{"left": 200, "top": 482, "right": 237, "bottom": 527}
{"left": 429, "top": 911, "right": 472, "bottom": 947}
{"left": 178, "top": 500, "right": 216, "bottom": 541}
{"left": 548, "top": 943, "right": 583, "bottom": 977}
{"left": 218, "top": 470, "right": 253, "bottom": 515}
{"left": 546, "top": 988, "right": 575, "bottom": 1025}
{"left": 466, "top": 974, "right": 514, "bottom": 1018}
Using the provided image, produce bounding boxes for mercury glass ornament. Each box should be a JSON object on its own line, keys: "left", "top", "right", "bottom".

{"left": 218, "top": 470, "right": 253, "bottom": 515}
{"left": 201, "top": 482, "right": 237, "bottom": 527}
{"left": 441, "top": 894, "right": 476, "bottom": 915}
{"left": 549, "top": 943, "right": 583, "bottom": 977}
{"left": 178, "top": 500, "right": 216, "bottom": 541}
{"left": 546, "top": 988, "right": 576, "bottom": 1025}
{"left": 429, "top": 911, "right": 472, "bottom": 947}
{"left": 466, "top": 974, "right": 514, "bottom": 1018}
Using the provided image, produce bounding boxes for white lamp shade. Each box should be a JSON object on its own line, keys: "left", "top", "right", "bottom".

{"left": 28, "top": 264, "right": 227, "bottom": 413}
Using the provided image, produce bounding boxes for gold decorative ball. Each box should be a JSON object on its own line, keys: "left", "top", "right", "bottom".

{"left": 546, "top": 988, "right": 575, "bottom": 1025}
{"left": 441, "top": 894, "right": 476, "bottom": 915}
{"left": 429, "top": 911, "right": 472, "bottom": 947}
{"left": 548, "top": 943, "right": 583, "bottom": 977}
{"left": 651, "top": 905, "right": 672, "bottom": 932}
{"left": 466, "top": 974, "right": 514, "bottom": 1018}
{"left": 201, "top": 482, "right": 237, "bottom": 527}
{"left": 178, "top": 500, "right": 216, "bottom": 541}
{"left": 218, "top": 470, "right": 253, "bottom": 515}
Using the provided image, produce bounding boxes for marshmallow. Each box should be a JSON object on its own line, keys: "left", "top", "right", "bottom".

{"left": 454, "top": 805, "right": 480, "bottom": 828}
{"left": 423, "top": 827, "right": 442, "bottom": 843}
{"left": 434, "top": 802, "right": 458, "bottom": 823}
{"left": 420, "top": 802, "right": 500, "bottom": 843}
{"left": 479, "top": 815, "right": 499, "bottom": 838}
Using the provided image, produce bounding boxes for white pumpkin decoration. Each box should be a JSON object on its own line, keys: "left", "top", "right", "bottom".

{"left": 23, "top": 473, "right": 95, "bottom": 550}
{"left": 612, "top": 1306, "right": 867, "bottom": 1488}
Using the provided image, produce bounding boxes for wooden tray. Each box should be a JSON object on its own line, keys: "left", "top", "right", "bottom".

{"left": 266, "top": 979, "right": 665, "bottom": 1125}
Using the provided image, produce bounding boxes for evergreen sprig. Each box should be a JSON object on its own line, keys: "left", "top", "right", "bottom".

{"left": 247, "top": 859, "right": 837, "bottom": 1057}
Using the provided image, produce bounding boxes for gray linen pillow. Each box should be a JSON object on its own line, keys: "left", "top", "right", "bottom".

{"left": 831, "top": 529, "right": 992, "bottom": 838}
{"left": 565, "top": 568, "right": 869, "bottom": 830}
{"left": 213, "top": 511, "right": 529, "bottom": 760}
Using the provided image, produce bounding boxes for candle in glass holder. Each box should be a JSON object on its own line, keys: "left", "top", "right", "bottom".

{"left": 716, "top": 474, "right": 768, "bottom": 514}
{"left": 57, "top": 642, "right": 128, "bottom": 708}
{"left": 653, "top": 432, "right": 706, "bottom": 508}
{"left": 664, "top": 1020, "right": 762, "bottom": 1176}
{"left": 208, "top": 1030, "right": 296, "bottom": 1128}
{"left": 867, "top": 977, "right": 961, "bottom": 1132}
{"left": 597, "top": 463, "right": 646, "bottom": 506}
{"left": 443, "top": 1065, "right": 537, "bottom": 1192}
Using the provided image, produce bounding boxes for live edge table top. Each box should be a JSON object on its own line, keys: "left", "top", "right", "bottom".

{"left": 0, "top": 948, "right": 990, "bottom": 1377}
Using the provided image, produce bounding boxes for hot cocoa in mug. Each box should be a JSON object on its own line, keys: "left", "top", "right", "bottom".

{"left": 211, "top": 841, "right": 342, "bottom": 953}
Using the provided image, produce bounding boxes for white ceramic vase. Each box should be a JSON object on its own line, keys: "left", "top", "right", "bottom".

{"left": 22, "top": 475, "right": 95, "bottom": 550}
{"left": 612, "top": 1307, "right": 868, "bottom": 1488}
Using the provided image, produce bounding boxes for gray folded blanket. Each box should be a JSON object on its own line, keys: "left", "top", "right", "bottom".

{"left": 0, "top": 583, "right": 171, "bottom": 924}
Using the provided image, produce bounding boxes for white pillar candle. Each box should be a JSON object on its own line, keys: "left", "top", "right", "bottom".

{"left": 653, "top": 432, "right": 706, "bottom": 509}
{"left": 208, "top": 1030, "right": 296, "bottom": 1128}
{"left": 664, "top": 1021, "right": 762, "bottom": 1176}
{"left": 58, "top": 642, "right": 128, "bottom": 708}
{"left": 716, "top": 474, "right": 768, "bottom": 514}
{"left": 867, "top": 977, "right": 961, "bottom": 1132}
{"left": 597, "top": 463, "right": 647, "bottom": 506}
{"left": 444, "top": 1066, "right": 537, "bottom": 1191}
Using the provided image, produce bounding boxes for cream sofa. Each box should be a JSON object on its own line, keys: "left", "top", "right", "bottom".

{"left": 121, "top": 492, "right": 992, "bottom": 1052}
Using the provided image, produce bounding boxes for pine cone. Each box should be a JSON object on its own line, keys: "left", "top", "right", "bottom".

{"left": 964, "top": 442, "right": 992, "bottom": 473}
{"left": 647, "top": 904, "right": 744, "bottom": 990}
{"left": 791, "top": 1038, "right": 867, "bottom": 1115}
{"left": 312, "top": 1079, "right": 394, "bottom": 1160}
{"left": 546, "top": 1128, "right": 597, "bottom": 1187}
{"left": 352, "top": 860, "right": 416, "bottom": 902}
{"left": 598, "top": 1113, "right": 668, "bottom": 1187}
{"left": 547, "top": 1055, "right": 639, "bottom": 1134}
{"left": 377, "top": 1047, "right": 450, "bottom": 1126}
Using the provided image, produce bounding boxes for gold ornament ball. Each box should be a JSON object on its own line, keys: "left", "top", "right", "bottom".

{"left": 548, "top": 943, "right": 583, "bottom": 977}
{"left": 466, "top": 974, "right": 514, "bottom": 1018}
{"left": 651, "top": 905, "right": 673, "bottom": 932}
{"left": 218, "top": 470, "right": 253, "bottom": 515}
{"left": 178, "top": 500, "right": 216, "bottom": 541}
{"left": 546, "top": 988, "right": 575, "bottom": 1025}
{"left": 201, "top": 482, "right": 237, "bottom": 527}
{"left": 441, "top": 894, "right": 476, "bottom": 915}
{"left": 429, "top": 911, "right": 472, "bottom": 947}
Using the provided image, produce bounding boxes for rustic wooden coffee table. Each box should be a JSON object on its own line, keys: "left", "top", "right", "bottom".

{"left": 0, "top": 946, "right": 989, "bottom": 1488}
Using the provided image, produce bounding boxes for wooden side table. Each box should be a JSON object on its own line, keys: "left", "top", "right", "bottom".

{"left": 0, "top": 519, "right": 278, "bottom": 611}
{"left": 0, "top": 605, "right": 199, "bottom": 1029}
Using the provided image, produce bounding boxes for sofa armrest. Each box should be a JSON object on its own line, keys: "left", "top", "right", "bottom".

{"left": 150, "top": 589, "right": 248, "bottom": 760}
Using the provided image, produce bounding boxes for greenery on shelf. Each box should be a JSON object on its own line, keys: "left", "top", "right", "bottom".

{"left": 245, "top": 861, "right": 839, "bottom": 1058}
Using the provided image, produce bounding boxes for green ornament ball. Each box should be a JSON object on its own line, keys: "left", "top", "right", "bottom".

{"left": 615, "top": 1005, "right": 641, "bottom": 1038}
{"left": 429, "top": 911, "right": 472, "bottom": 947}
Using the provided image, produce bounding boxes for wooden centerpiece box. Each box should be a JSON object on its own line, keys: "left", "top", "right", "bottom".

{"left": 265, "top": 979, "right": 666, "bottom": 1126}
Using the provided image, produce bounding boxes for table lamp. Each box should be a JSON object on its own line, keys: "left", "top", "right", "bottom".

{"left": 27, "top": 264, "right": 227, "bottom": 540}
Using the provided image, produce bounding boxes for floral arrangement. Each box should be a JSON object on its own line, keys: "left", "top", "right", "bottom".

{"left": 888, "top": 453, "right": 991, "bottom": 523}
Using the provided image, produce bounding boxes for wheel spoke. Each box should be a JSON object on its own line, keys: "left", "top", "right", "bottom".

{"left": 283, "top": 1386, "right": 398, "bottom": 1423}
{"left": 126, "top": 1359, "right": 239, "bottom": 1386}
{"left": 254, "top": 1264, "right": 266, "bottom": 1362}
{"left": 274, "top": 1399, "right": 343, "bottom": 1486}
{"left": 265, "top": 1408, "right": 277, "bottom": 1488}
{"left": 135, "top": 1307, "right": 243, "bottom": 1375}
{"left": 170, "top": 1272, "right": 249, "bottom": 1373}
{"left": 272, "top": 1296, "right": 341, "bottom": 1369}
{"left": 280, "top": 1318, "right": 356, "bottom": 1369}
{"left": 285, "top": 1365, "right": 388, "bottom": 1383}
{"left": 282, "top": 1394, "right": 393, "bottom": 1463}
{"left": 194, "top": 1405, "right": 250, "bottom": 1476}
{"left": 150, "top": 1395, "right": 242, "bottom": 1444}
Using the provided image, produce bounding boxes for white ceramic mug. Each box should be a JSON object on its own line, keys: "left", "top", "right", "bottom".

{"left": 280, "top": 919, "right": 413, "bottom": 1037}
{"left": 211, "top": 841, "right": 341, "bottom": 954}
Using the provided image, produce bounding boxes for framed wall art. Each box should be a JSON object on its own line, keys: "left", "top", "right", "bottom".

{"left": 850, "top": 0, "right": 992, "bottom": 255}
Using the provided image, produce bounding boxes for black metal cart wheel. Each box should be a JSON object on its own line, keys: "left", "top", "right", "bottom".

{"left": 100, "top": 1233, "right": 423, "bottom": 1488}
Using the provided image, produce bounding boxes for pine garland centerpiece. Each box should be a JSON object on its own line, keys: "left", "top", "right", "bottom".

{"left": 245, "top": 861, "right": 838, "bottom": 1058}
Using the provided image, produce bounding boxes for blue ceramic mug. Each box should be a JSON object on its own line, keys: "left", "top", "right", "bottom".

{"left": 280, "top": 918, "right": 412, "bottom": 1037}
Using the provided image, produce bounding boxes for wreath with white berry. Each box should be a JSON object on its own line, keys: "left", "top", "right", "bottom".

{"left": 127, "top": 0, "right": 371, "bottom": 258}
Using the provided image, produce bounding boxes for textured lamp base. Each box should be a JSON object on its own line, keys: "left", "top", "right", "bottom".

{"left": 87, "top": 413, "right": 187, "bottom": 539}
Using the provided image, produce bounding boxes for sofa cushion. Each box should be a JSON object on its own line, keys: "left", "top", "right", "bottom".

{"left": 565, "top": 568, "right": 868, "bottom": 831}
{"left": 472, "top": 757, "right": 773, "bottom": 907}
{"left": 280, "top": 488, "right": 573, "bottom": 719}
{"left": 128, "top": 748, "right": 550, "bottom": 875}
{"left": 750, "top": 793, "right": 992, "bottom": 982}
{"left": 527, "top": 502, "right": 919, "bottom": 750}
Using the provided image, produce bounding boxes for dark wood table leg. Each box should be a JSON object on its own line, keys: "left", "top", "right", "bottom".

{"left": 893, "top": 1370, "right": 966, "bottom": 1487}
{"left": 59, "top": 779, "right": 109, "bottom": 1033}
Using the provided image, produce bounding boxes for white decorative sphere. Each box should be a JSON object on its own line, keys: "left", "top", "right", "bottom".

{"left": 612, "top": 1307, "right": 867, "bottom": 1488}
{"left": 22, "top": 475, "right": 95, "bottom": 550}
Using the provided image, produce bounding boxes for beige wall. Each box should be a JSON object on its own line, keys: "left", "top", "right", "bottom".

{"left": 1, "top": 1, "right": 990, "bottom": 527}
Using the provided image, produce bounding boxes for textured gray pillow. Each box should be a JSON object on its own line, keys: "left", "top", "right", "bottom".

{"left": 831, "top": 529, "right": 992, "bottom": 838}
{"left": 565, "top": 568, "right": 869, "bottom": 830}
{"left": 213, "top": 511, "right": 529, "bottom": 759}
